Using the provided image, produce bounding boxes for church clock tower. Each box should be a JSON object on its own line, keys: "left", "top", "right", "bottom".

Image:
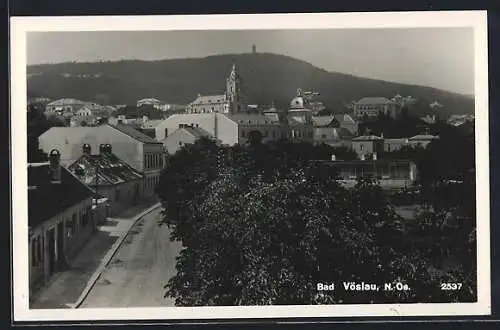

{"left": 225, "top": 64, "right": 245, "bottom": 114}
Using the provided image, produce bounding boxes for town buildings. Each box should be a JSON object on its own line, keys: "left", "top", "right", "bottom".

{"left": 28, "top": 150, "right": 97, "bottom": 295}
{"left": 311, "top": 114, "right": 358, "bottom": 147}
{"left": 67, "top": 144, "right": 144, "bottom": 216}
{"left": 186, "top": 64, "right": 246, "bottom": 114}
{"left": 38, "top": 124, "right": 166, "bottom": 199}
{"left": 311, "top": 157, "right": 419, "bottom": 190}
{"left": 45, "top": 98, "right": 89, "bottom": 115}
{"left": 407, "top": 133, "right": 440, "bottom": 148}
{"left": 352, "top": 97, "right": 400, "bottom": 119}
{"left": 351, "top": 135, "right": 385, "bottom": 159}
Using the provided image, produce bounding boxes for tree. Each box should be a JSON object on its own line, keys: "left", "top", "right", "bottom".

{"left": 247, "top": 130, "right": 263, "bottom": 147}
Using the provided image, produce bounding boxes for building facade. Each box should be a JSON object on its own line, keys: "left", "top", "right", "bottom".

{"left": 407, "top": 134, "right": 439, "bottom": 149}
{"left": 351, "top": 135, "right": 385, "bottom": 159}
{"left": 353, "top": 97, "right": 400, "bottom": 119}
{"left": 28, "top": 150, "right": 96, "bottom": 295}
{"left": 162, "top": 125, "right": 213, "bottom": 155}
{"left": 68, "top": 144, "right": 144, "bottom": 216}
{"left": 311, "top": 158, "right": 418, "bottom": 190}
{"left": 186, "top": 64, "right": 246, "bottom": 114}
{"left": 39, "top": 124, "right": 165, "bottom": 200}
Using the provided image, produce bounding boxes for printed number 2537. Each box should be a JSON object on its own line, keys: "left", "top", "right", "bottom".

{"left": 441, "top": 283, "right": 462, "bottom": 290}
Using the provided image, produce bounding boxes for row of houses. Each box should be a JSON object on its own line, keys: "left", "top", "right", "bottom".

{"left": 30, "top": 123, "right": 166, "bottom": 296}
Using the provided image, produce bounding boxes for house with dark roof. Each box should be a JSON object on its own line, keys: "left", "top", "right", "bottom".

{"left": 28, "top": 149, "right": 96, "bottom": 295}
{"left": 39, "top": 124, "right": 166, "bottom": 200}
{"left": 68, "top": 144, "right": 144, "bottom": 216}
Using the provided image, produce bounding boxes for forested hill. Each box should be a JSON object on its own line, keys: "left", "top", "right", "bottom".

{"left": 27, "top": 53, "right": 474, "bottom": 117}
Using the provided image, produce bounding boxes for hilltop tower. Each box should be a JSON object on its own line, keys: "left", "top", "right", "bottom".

{"left": 252, "top": 44, "right": 257, "bottom": 54}
{"left": 225, "top": 63, "right": 245, "bottom": 114}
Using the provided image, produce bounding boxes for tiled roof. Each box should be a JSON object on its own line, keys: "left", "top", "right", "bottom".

{"left": 141, "top": 119, "right": 164, "bottom": 128}
{"left": 183, "top": 126, "right": 212, "bottom": 138}
{"left": 28, "top": 163, "right": 95, "bottom": 228}
{"left": 190, "top": 94, "right": 226, "bottom": 105}
{"left": 352, "top": 135, "right": 384, "bottom": 141}
{"left": 355, "top": 97, "right": 392, "bottom": 105}
{"left": 108, "top": 123, "right": 162, "bottom": 144}
{"left": 225, "top": 114, "right": 280, "bottom": 125}
{"left": 68, "top": 153, "right": 143, "bottom": 186}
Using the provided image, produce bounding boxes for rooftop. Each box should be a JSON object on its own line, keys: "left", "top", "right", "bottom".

{"left": 190, "top": 94, "right": 227, "bottom": 105}
{"left": 182, "top": 126, "right": 212, "bottom": 139}
{"left": 28, "top": 164, "right": 95, "bottom": 228}
{"left": 68, "top": 153, "right": 143, "bottom": 186}
{"left": 355, "top": 97, "right": 392, "bottom": 105}
{"left": 225, "top": 113, "right": 280, "bottom": 125}
{"left": 352, "top": 135, "right": 384, "bottom": 141}
{"left": 47, "top": 98, "right": 88, "bottom": 106}
{"left": 408, "top": 134, "right": 439, "bottom": 140}
{"left": 108, "top": 123, "right": 162, "bottom": 144}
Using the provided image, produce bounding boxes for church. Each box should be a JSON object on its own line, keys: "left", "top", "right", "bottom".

{"left": 185, "top": 64, "right": 247, "bottom": 114}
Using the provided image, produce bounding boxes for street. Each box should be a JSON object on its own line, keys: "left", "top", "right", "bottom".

{"left": 80, "top": 208, "right": 182, "bottom": 308}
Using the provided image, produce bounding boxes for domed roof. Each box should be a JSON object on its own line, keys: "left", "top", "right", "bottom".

{"left": 290, "top": 96, "right": 306, "bottom": 109}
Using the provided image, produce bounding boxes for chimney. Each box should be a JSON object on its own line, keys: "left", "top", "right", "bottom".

{"left": 372, "top": 153, "right": 377, "bottom": 161}
{"left": 82, "top": 143, "right": 91, "bottom": 155}
{"left": 49, "top": 149, "right": 62, "bottom": 183}
{"left": 99, "top": 144, "right": 108, "bottom": 155}
{"left": 105, "top": 144, "right": 112, "bottom": 155}
{"left": 331, "top": 154, "right": 336, "bottom": 161}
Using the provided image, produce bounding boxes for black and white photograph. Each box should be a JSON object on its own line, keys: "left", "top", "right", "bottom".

{"left": 11, "top": 11, "right": 490, "bottom": 321}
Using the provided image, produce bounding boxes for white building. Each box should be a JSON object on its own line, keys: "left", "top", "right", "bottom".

{"left": 186, "top": 64, "right": 246, "bottom": 114}
{"left": 353, "top": 97, "right": 400, "bottom": 119}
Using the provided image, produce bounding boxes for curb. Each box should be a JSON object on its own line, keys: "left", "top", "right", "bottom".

{"left": 69, "top": 202, "right": 162, "bottom": 308}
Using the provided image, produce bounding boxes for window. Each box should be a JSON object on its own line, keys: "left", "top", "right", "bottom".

{"left": 360, "top": 144, "right": 364, "bottom": 151}
{"left": 241, "top": 130, "right": 246, "bottom": 138}
{"left": 164, "top": 128, "right": 168, "bottom": 137}
{"left": 72, "top": 213, "right": 77, "bottom": 232}
{"left": 308, "top": 132, "right": 313, "bottom": 138}
{"left": 116, "top": 190, "right": 121, "bottom": 202}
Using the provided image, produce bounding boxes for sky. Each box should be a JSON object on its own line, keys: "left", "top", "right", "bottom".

{"left": 27, "top": 28, "right": 474, "bottom": 95}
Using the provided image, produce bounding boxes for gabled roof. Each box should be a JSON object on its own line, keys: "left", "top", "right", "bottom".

{"left": 183, "top": 126, "right": 212, "bottom": 139}
{"left": 47, "top": 98, "right": 88, "bottom": 106}
{"left": 352, "top": 135, "right": 384, "bottom": 141}
{"left": 28, "top": 163, "right": 95, "bottom": 228}
{"left": 190, "top": 94, "right": 226, "bottom": 105}
{"left": 409, "top": 134, "right": 439, "bottom": 141}
{"left": 355, "top": 97, "right": 392, "bottom": 105}
{"left": 107, "top": 123, "right": 162, "bottom": 144}
{"left": 311, "top": 116, "right": 337, "bottom": 127}
{"left": 68, "top": 153, "right": 143, "bottom": 186}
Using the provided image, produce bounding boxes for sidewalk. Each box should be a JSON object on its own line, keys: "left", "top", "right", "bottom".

{"left": 30, "top": 200, "right": 160, "bottom": 309}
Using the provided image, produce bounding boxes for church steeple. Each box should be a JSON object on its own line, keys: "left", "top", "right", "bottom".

{"left": 226, "top": 63, "right": 244, "bottom": 114}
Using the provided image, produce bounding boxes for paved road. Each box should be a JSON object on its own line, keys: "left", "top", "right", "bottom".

{"left": 80, "top": 208, "right": 182, "bottom": 308}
